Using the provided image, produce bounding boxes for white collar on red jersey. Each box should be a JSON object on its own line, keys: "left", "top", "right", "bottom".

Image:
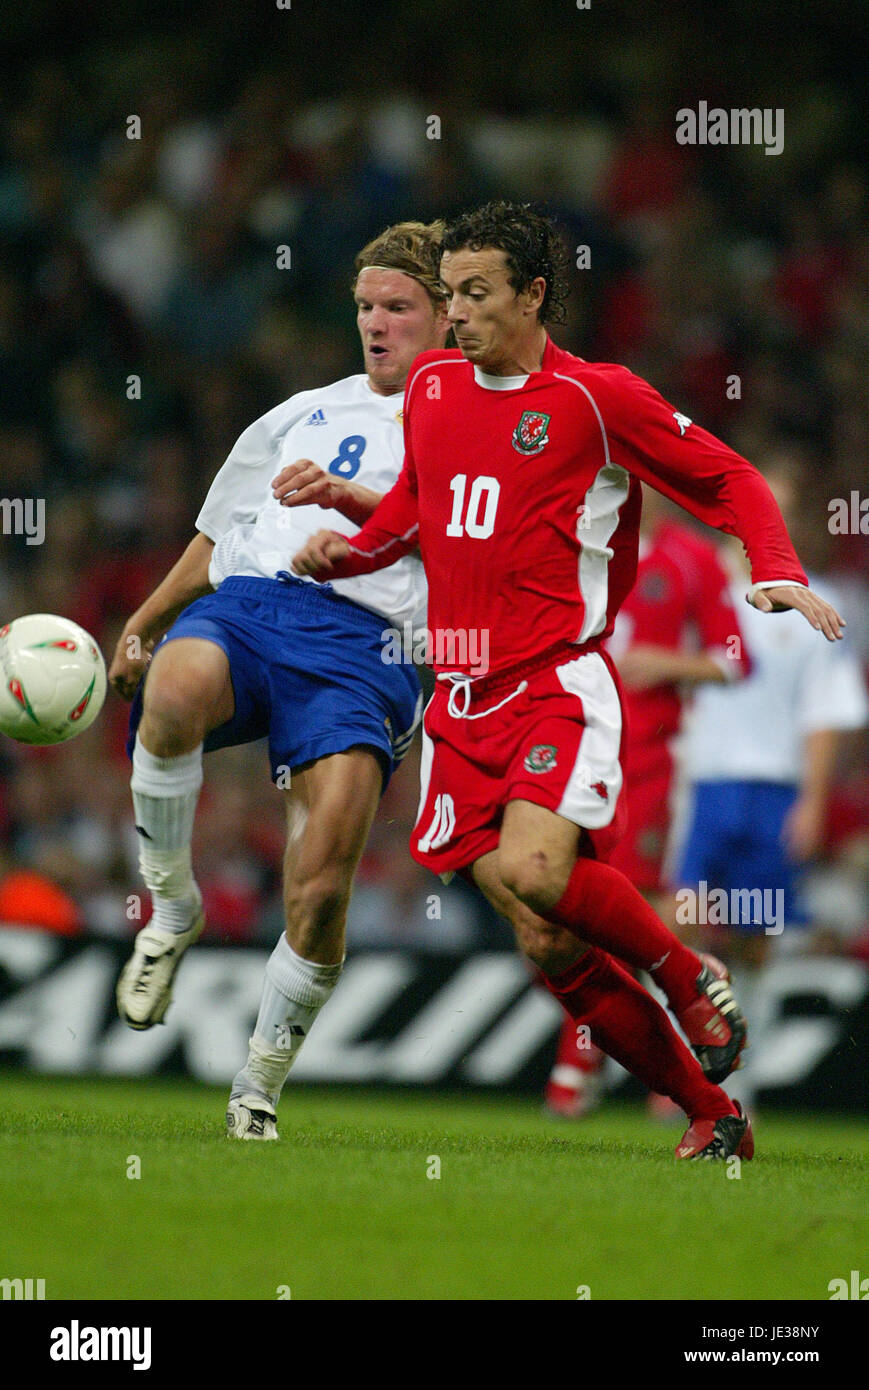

{"left": 473, "top": 366, "right": 530, "bottom": 390}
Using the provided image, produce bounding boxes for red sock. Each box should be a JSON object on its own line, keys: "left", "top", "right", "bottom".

{"left": 542, "top": 948, "right": 736, "bottom": 1121}
{"left": 553, "top": 1011, "right": 604, "bottom": 1075}
{"left": 548, "top": 857, "right": 700, "bottom": 1012}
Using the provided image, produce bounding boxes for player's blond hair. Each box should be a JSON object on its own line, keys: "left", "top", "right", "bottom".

{"left": 353, "top": 221, "right": 447, "bottom": 307}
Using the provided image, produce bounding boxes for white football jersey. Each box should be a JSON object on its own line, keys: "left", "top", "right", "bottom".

{"left": 679, "top": 575, "right": 868, "bottom": 784}
{"left": 196, "top": 373, "right": 427, "bottom": 631}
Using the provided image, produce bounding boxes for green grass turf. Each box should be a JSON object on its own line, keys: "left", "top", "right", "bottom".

{"left": 1, "top": 1074, "right": 867, "bottom": 1301}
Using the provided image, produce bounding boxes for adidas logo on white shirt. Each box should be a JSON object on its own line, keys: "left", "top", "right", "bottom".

{"left": 303, "top": 409, "right": 327, "bottom": 426}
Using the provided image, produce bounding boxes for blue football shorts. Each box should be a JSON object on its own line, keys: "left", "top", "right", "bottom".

{"left": 675, "top": 779, "right": 807, "bottom": 930}
{"left": 127, "top": 573, "right": 422, "bottom": 788}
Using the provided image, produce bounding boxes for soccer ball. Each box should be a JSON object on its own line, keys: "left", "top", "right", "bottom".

{"left": 0, "top": 614, "right": 107, "bottom": 745}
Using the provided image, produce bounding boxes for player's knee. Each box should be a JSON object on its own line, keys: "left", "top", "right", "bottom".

{"left": 142, "top": 673, "right": 210, "bottom": 748}
{"left": 499, "top": 849, "right": 557, "bottom": 915}
{"left": 144, "top": 645, "right": 230, "bottom": 744}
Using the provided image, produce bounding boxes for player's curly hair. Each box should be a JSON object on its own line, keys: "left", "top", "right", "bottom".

{"left": 353, "top": 220, "right": 447, "bottom": 307}
{"left": 441, "top": 201, "right": 570, "bottom": 325}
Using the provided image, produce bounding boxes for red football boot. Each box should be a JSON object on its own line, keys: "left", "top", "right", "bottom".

{"left": 673, "top": 953, "right": 747, "bottom": 1084}
{"left": 675, "top": 1101, "right": 754, "bottom": 1160}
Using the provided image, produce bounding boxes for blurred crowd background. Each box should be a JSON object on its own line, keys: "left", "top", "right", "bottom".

{"left": 0, "top": 2, "right": 866, "bottom": 955}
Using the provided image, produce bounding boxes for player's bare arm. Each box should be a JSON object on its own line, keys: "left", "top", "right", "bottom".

{"left": 782, "top": 727, "right": 839, "bottom": 860}
{"left": 271, "top": 458, "right": 383, "bottom": 526}
{"left": 748, "top": 583, "right": 845, "bottom": 641}
{"left": 291, "top": 529, "right": 352, "bottom": 577}
{"left": 109, "top": 532, "right": 215, "bottom": 700}
{"left": 617, "top": 646, "right": 729, "bottom": 691}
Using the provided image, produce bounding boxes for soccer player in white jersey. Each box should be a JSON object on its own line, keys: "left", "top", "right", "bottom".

{"left": 109, "top": 221, "right": 449, "bottom": 1139}
{"left": 673, "top": 464, "right": 868, "bottom": 1104}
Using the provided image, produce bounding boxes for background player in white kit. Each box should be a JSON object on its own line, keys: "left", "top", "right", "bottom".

{"left": 673, "top": 461, "right": 868, "bottom": 1106}
{"left": 109, "top": 222, "right": 449, "bottom": 1139}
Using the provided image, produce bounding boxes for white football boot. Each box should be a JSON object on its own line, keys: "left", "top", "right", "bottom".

{"left": 226, "top": 1094, "right": 279, "bottom": 1141}
{"left": 116, "top": 905, "right": 204, "bottom": 1030}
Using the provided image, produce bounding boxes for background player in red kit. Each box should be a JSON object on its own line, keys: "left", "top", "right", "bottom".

{"left": 545, "top": 487, "right": 750, "bottom": 1117}
{"left": 291, "top": 202, "right": 844, "bottom": 1161}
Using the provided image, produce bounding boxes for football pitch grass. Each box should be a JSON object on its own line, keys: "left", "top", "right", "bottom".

{"left": 2, "top": 1074, "right": 868, "bottom": 1302}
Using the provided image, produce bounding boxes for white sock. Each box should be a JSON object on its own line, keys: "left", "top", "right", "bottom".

{"left": 131, "top": 735, "right": 204, "bottom": 933}
{"left": 231, "top": 936, "right": 343, "bottom": 1104}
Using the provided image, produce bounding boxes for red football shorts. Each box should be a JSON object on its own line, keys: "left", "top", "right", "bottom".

{"left": 411, "top": 644, "right": 628, "bottom": 877}
{"left": 607, "top": 746, "right": 675, "bottom": 892}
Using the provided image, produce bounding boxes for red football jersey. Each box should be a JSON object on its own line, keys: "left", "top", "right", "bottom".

{"left": 610, "top": 519, "right": 747, "bottom": 755}
{"left": 329, "top": 338, "right": 807, "bottom": 679}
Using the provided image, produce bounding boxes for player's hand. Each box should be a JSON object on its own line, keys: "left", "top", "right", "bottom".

{"left": 782, "top": 792, "right": 826, "bottom": 861}
{"left": 272, "top": 459, "right": 343, "bottom": 511}
{"left": 292, "top": 530, "right": 351, "bottom": 577}
{"left": 748, "top": 585, "right": 845, "bottom": 641}
{"left": 108, "top": 630, "right": 154, "bottom": 701}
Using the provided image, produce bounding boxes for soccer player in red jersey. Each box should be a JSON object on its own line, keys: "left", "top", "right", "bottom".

{"left": 290, "top": 202, "right": 844, "bottom": 1160}
{"left": 610, "top": 492, "right": 748, "bottom": 900}
{"left": 545, "top": 487, "right": 749, "bottom": 1117}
